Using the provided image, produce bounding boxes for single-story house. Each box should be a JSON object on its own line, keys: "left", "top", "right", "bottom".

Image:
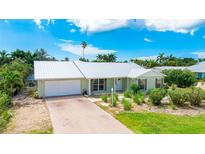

{"left": 187, "top": 62, "right": 205, "bottom": 79}
{"left": 34, "top": 61, "right": 165, "bottom": 97}
{"left": 153, "top": 62, "right": 205, "bottom": 79}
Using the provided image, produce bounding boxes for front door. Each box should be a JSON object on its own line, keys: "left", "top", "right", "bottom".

{"left": 115, "top": 78, "right": 123, "bottom": 91}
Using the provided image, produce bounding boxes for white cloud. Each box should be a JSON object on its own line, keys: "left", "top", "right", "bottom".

{"left": 68, "top": 19, "right": 129, "bottom": 33}
{"left": 143, "top": 20, "right": 205, "bottom": 35}
{"left": 57, "top": 40, "right": 117, "bottom": 56}
{"left": 67, "top": 19, "right": 205, "bottom": 35}
{"left": 47, "top": 19, "right": 55, "bottom": 25}
{"left": 70, "top": 28, "right": 76, "bottom": 33}
{"left": 137, "top": 55, "right": 158, "bottom": 60}
{"left": 144, "top": 38, "right": 153, "bottom": 42}
{"left": 33, "top": 19, "right": 55, "bottom": 29}
{"left": 192, "top": 52, "right": 205, "bottom": 58}
{"left": 33, "top": 19, "right": 44, "bottom": 29}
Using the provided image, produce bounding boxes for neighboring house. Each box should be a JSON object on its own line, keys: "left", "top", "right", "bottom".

{"left": 187, "top": 62, "right": 205, "bottom": 79}
{"left": 34, "top": 61, "right": 164, "bottom": 97}
{"left": 154, "top": 62, "right": 205, "bottom": 79}
{"left": 26, "top": 74, "right": 35, "bottom": 87}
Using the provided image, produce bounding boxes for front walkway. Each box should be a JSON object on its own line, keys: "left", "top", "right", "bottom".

{"left": 46, "top": 96, "right": 132, "bottom": 134}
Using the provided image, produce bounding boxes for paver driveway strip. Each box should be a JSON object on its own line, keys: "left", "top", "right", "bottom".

{"left": 46, "top": 96, "right": 132, "bottom": 134}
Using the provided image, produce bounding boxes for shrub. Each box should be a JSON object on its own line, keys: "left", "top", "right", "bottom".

{"left": 32, "top": 91, "right": 40, "bottom": 99}
{"left": 149, "top": 88, "right": 167, "bottom": 105}
{"left": 101, "top": 95, "right": 108, "bottom": 102}
{"left": 124, "top": 91, "right": 132, "bottom": 98}
{"left": 109, "top": 96, "right": 117, "bottom": 107}
{"left": 122, "top": 98, "right": 132, "bottom": 111}
{"left": 133, "top": 92, "right": 144, "bottom": 105}
{"left": 186, "top": 87, "right": 205, "bottom": 106}
{"left": 170, "top": 103, "right": 177, "bottom": 110}
{"left": 0, "top": 59, "right": 32, "bottom": 96}
{"left": 129, "top": 83, "right": 140, "bottom": 95}
{"left": 171, "top": 84, "right": 177, "bottom": 90}
{"left": 0, "top": 109, "right": 12, "bottom": 133}
{"left": 112, "top": 97, "right": 117, "bottom": 107}
{"left": 113, "top": 93, "right": 119, "bottom": 101}
{"left": 1, "top": 110, "right": 12, "bottom": 121}
{"left": 162, "top": 69, "right": 197, "bottom": 88}
{"left": 0, "top": 117, "right": 7, "bottom": 132}
{"left": 0, "top": 92, "right": 11, "bottom": 108}
{"left": 168, "top": 88, "right": 188, "bottom": 106}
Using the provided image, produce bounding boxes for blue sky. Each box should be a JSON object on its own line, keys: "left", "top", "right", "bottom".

{"left": 1, "top": 19, "right": 205, "bottom": 61}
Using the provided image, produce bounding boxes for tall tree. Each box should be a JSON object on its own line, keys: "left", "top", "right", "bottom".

{"left": 11, "top": 49, "right": 35, "bottom": 65}
{"left": 33, "top": 48, "right": 56, "bottom": 61}
{"left": 33, "top": 48, "right": 49, "bottom": 60}
{"left": 107, "top": 53, "right": 117, "bottom": 62}
{"left": 157, "top": 52, "right": 165, "bottom": 64}
{"left": 95, "top": 53, "right": 117, "bottom": 62}
{"left": 131, "top": 53, "right": 198, "bottom": 68}
{"left": 11, "top": 49, "right": 27, "bottom": 60}
{"left": 79, "top": 57, "right": 89, "bottom": 62}
{"left": 81, "top": 41, "right": 87, "bottom": 59}
{"left": 0, "top": 50, "right": 10, "bottom": 66}
{"left": 64, "top": 57, "right": 69, "bottom": 61}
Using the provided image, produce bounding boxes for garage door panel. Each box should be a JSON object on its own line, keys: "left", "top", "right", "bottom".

{"left": 45, "top": 80, "right": 81, "bottom": 97}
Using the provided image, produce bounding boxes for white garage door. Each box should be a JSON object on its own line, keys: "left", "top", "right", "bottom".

{"left": 45, "top": 80, "right": 81, "bottom": 97}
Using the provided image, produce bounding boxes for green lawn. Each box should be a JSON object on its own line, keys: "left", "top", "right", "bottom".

{"left": 116, "top": 112, "right": 205, "bottom": 134}
{"left": 24, "top": 127, "right": 53, "bottom": 134}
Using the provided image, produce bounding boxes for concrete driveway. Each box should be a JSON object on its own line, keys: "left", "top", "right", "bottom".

{"left": 46, "top": 96, "right": 132, "bottom": 134}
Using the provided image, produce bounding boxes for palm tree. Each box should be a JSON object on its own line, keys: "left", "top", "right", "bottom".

{"left": 96, "top": 53, "right": 117, "bottom": 62}
{"left": 157, "top": 52, "right": 165, "bottom": 64}
{"left": 64, "top": 57, "right": 69, "bottom": 61}
{"left": 33, "top": 48, "right": 49, "bottom": 61}
{"left": 81, "top": 41, "right": 87, "bottom": 59}
{"left": 107, "top": 53, "right": 117, "bottom": 62}
{"left": 0, "top": 50, "right": 10, "bottom": 66}
{"left": 96, "top": 54, "right": 104, "bottom": 62}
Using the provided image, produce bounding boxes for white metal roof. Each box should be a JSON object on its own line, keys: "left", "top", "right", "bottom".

{"left": 34, "top": 61, "right": 84, "bottom": 80}
{"left": 187, "top": 62, "right": 205, "bottom": 73}
{"left": 34, "top": 61, "right": 164, "bottom": 80}
{"left": 74, "top": 61, "right": 144, "bottom": 79}
{"left": 127, "top": 69, "right": 165, "bottom": 78}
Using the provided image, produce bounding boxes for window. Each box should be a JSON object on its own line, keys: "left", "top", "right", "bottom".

{"left": 155, "top": 78, "right": 163, "bottom": 88}
{"left": 198, "top": 73, "right": 203, "bottom": 79}
{"left": 91, "top": 79, "right": 106, "bottom": 92}
{"left": 138, "top": 79, "right": 147, "bottom": 90}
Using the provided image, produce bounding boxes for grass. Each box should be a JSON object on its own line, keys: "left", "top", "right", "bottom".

{"left": 24, "top": 127, "right": 53, "bottom": 134}
{"left": 0, "top": 109, "right": 13, "bottom": 133}
{"left": 0, "top": 118, "right": 10, "bottom": 133}
{"left": 116, "top": 112, "right": 205, "bottom": 134}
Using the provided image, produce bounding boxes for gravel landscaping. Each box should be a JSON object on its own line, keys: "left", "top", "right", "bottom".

{"left": 91, "top": 95, "right": 205, "bottom": 116}
{"left": 90, "top": 90, "right": 205, "bottom": 134}
{"left": 3, "top": 92, "right": 53, "bottom": 134}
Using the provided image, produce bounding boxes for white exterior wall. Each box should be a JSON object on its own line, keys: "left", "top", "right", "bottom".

{"left": 37, "top": 74, "right": 164, "bottom": 97}
{"left": 127, "top": 76, "right": 164, "bottom": 91}
{"left": 37, "top": 80, "right": 45, "bottom": 97}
